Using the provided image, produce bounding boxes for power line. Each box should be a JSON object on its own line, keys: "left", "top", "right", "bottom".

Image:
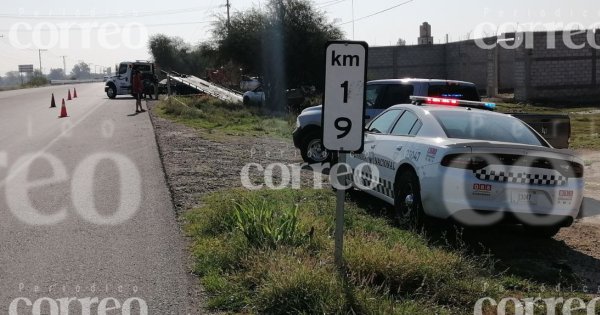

{"left": 337, "top": 0, "right": 416, "bottom": 26}
{"left": 0, "top": 20, "right": 217, "bottom": 32}
{"left": 0, "top": 6, "right": 219, "bottom": 19}
{"left": 317, "top": 0, "right": 347, "bottom": 8}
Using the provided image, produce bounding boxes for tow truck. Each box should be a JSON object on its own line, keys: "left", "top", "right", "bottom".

{"left": 105, "top": 61, "right": 158, "bottom": 99}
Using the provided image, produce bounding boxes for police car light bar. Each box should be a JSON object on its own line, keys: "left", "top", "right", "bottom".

{"left": 410, "top": 96, "right": 496, "bottom": 111}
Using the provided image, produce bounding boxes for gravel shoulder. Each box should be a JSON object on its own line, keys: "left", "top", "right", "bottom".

{"left": 148, "top": 100, "right": 319, "bottom": 213}
{"left": 148, "top": 99, "right": 600, "bottom": 295}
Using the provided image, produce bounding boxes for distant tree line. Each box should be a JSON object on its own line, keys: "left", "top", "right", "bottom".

{"left": 148, "top": 0, "right": 343, "bottom": 111}
{"left": 0, "top": 61, "right": 108, "bottom": 88}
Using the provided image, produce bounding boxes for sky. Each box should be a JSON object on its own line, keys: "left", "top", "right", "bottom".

{"left": 0, "top": 0, "right": 599, "bottom": 75}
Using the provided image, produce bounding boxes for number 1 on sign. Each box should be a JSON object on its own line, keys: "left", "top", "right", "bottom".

{"left": 340, "top": 81, "right": 349, "bottom": 103}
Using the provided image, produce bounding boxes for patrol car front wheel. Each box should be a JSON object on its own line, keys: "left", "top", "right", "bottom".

{"left": 394, "top": 170, "right": 425, "bottom": 229}
{"left": 300, "top": 132, "right": 330, "bottom": 164}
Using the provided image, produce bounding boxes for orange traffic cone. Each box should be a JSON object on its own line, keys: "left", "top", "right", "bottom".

{"left": 50, "top": 93, "right": 56, "bottom": 108}
{"left": 73, "top": 87, "right": 78, "bottom": 98}
{"left": 67, "top": 89, "right": 72, "bottom": 101}
{"left": 59, "top": 99, "right": 68, "bottom": 118}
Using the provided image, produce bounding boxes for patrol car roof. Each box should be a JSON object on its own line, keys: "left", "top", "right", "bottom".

{"left": 368, "top": 78, "right": 476, "bottom": 86}
{"left": 390, "top": 103, "right": 505, "bottom": 116}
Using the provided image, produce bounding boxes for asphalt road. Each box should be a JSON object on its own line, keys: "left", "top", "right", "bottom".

{"left": 0, "top": 84, "right": 200, "bottom": 314}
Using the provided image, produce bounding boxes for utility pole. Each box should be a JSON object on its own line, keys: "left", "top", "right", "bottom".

{"left": 60, "top": 56, "right": 67, "bottom": 76}
{"left": 38, "top": 49, "right": 47, "bottom": 75}
{"left": 351, "top": 0, "right": 355, "bottom": 40}
{"left": 226, "top": 0, "right": 231, "bottom": 31}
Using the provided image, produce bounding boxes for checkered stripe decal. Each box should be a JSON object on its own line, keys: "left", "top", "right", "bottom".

{"left": 359, "top": 172, "right": 395, "bottom": 198}
{"left": 474, "top": 169, "right": 567, "bottom": 186}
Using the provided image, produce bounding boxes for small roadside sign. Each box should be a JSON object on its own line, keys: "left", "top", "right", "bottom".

{"left": 322, "top": 41, "right": 368, "bottom": 152}
{"left": 322, "top": 41, "right": 368, "bottom": 269}
{"left": 18, "top": 65, "right": 34, "bottom": 73}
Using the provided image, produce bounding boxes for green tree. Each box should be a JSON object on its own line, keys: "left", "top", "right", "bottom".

{"left": 70, "top": 62, "right": 91, "bottom": 79}
{"left": 3, "top": 71, "right": 21, "bottom": 86}
{"left": 48, "top": 68, "right": 66, "bottom": 80}
{"left": 213, "top": 0, "right": 343, "bottom": 111}
{"left": 148, "top": 34, "right": 217, "bottom": 75}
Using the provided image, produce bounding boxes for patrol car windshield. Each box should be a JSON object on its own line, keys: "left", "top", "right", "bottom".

{"left": 431, "top": 111, "right": 546, "bottom": 146}
{"left": 427, "top": 84, "right": 480, "bottom": 101}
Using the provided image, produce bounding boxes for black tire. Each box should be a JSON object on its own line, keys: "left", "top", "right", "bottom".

{"left": 394, "top": 169, "right": 425, "bottom": 229}
{"left": 300, "top": 131, "right": 330, "bottom": 164}
{"left": 106, "top": 84, "right": 117, "bottom": 99}
{"left": 243, "top": 96, "right": 251, "bottom": 106}
{"left": 523, "top": 225, "right": 561, "bottom": 238}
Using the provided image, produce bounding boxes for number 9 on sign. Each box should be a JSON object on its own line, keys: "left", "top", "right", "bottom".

{"left": 335, "top": 118, "right": 352, "bottom": 139}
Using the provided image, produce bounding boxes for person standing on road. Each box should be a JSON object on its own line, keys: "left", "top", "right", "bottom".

{"left": 132, "top": 70, "right": 145, "bottom": 113}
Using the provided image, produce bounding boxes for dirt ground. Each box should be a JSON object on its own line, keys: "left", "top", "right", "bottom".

{"left": 553, "top": 150, "right": 600, "bottom": 291}
{"left": 148, "top": 100, "right": 600, "bottom": 293}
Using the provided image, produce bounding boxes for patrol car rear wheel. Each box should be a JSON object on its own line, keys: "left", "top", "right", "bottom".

{"left": 394, "top": 169, "right": 425, "bottom": 229}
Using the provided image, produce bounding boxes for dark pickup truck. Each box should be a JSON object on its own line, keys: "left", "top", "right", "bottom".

{"left": 509, "top": 113, "right": 571, "bottom": 149}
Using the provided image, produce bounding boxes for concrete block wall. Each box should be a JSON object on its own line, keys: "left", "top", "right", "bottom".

{"left": 445, "top": 40, "right": 488, "bottom": 89}
{"left": 367, "top": 45, "right": 446, "bottom": 81}
{"left": 498, "top": 48, "right": 516, "bottom": 90}
{"left": 514, "top": 31, "right": 600, "bottom": 103}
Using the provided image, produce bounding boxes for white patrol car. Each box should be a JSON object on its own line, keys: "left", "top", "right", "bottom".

{"left": 346, "top": 96, "right": 584, "bottom": 237}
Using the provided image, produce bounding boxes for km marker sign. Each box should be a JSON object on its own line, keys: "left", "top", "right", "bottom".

{"left": 322, "top": 41, "right": 368, "bottom": 268}
{"left": 322, "top": 41, "right": 368, "bottom": 152}
{"left": 330, "top": 50, "right": 361, "bottom": 67}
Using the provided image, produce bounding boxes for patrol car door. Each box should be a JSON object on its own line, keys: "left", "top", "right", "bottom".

{"left": 371, "top": 110, "right": 424, "bottom": 201}
{"left": 348, "top": 109, "right": 404, "bottom": 199}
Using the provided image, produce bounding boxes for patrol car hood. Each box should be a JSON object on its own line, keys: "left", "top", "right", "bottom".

{"left": 302, "top": 105, "right": 323, "bottom": 113}
{"left": 444, "top": 139, "right": 580, "bottom": 160}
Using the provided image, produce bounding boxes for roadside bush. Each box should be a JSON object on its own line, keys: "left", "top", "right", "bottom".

{"left": 233, "top": 198, "right": 306, "bottom": 249}
{"left": 157, "top": 96, "right": 294, "bottom": 139}
{"left": 254, "top": 256, "right": 346, "bottom": 314}
{"left": 22, "top": 76, "right": 49, "bottom": 88}
{"left": 162, "top": 98, "right": 205, "bottom": 119}
{"left": 344, "top": 235, "right": 474, "bottom": 295}
{"left": 190, "top": 233, "right": 247, "bottom": 276}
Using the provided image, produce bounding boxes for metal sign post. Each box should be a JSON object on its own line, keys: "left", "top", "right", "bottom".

{"left": 322, "top": 41, "right": 368, "bottom": 268}
{"left": 18, "top": 65, "right": 34, "bottom": 86}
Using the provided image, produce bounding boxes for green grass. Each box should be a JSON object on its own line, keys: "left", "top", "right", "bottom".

{"left": 154, "top": 96, "right": 294, "bottom": 140}
{"left": 184, "top": 189, "right": 593, "bottom": 314}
